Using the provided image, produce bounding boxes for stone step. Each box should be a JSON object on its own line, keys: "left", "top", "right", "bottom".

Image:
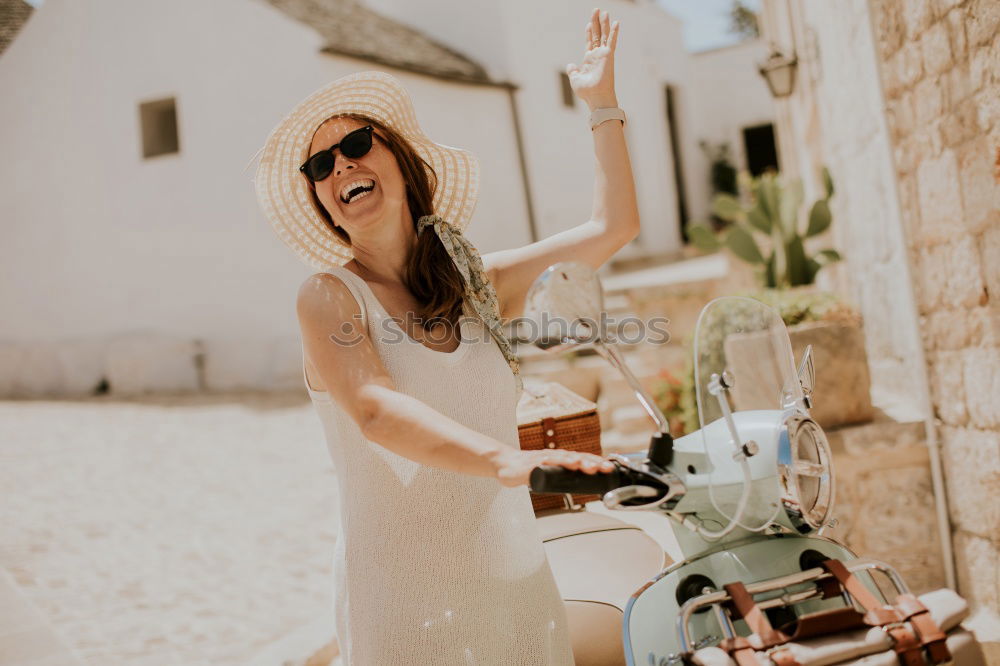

{"left": 601, "top": 253, "right": 730, "bottom": 294}
{"left": 603, "top": 292, "right": 631, "bottom": 313}
{"left": 607, "top": 248, "right": 687, "bottom": 274}
{"left": 598, "top": 370, "right": 658, "bottom": 429}
{"left": 520, "top": 353, "right": 607, "bottom": 403}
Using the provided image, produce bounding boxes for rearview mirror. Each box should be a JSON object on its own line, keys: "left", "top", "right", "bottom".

{"left": 522, "top": 261, "right": 607, "bottom": 352}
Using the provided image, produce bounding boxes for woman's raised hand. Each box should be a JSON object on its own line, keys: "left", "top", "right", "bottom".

{"left": 494, "top": 448, "right": 616, "bottom": 488}
{"left": 566, "top": 8, "right": 620, "bottom": 110}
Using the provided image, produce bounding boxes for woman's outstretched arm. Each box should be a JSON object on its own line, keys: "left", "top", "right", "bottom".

{"left": 298, "top": 273, "right": 614, "bottom": 486}
{"left": 484, "top": 8, "right": 640, "bottom": 321}
{"left": 576, "top": 9, "right": 640, "bottom": 248}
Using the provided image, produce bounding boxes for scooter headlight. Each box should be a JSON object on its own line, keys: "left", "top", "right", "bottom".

{"left": 778, "top": 414, "right": 834, "bottom": 533}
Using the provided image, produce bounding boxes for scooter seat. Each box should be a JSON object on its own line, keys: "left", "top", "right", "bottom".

{"left": 536, "top": 508, "right": 643, "bottom": 542}
{"left": 538, "top": 510, "right": 667, "bottom": 611}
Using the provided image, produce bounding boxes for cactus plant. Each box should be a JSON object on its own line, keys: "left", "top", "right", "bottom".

{"left": 687, "top": 169, "right": 842, "bottom": 288}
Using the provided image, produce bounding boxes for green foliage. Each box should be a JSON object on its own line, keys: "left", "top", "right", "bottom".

{"left": 725, "top": 225, "right": 765, "bottom": 264}
{"left": 712, "top": 193, "right": 743, "bottom": 222}
{"left": 742, "top": 288, "right": 861, "bottom": 327}
{"left": 687, "top": 223, "right": 721, "bottom": 251}
{"left": 699, "top": 140, "right": 739, "bottom": 197}
{"left": 688, "top": 169, "right": 843, "bottom": 288}
{"left": 728, "top": 0, "right": 760, "bottom": 39}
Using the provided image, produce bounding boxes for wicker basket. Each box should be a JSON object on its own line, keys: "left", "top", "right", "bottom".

{"left": 516, "top": 377, "right": 603, "bottom": 513}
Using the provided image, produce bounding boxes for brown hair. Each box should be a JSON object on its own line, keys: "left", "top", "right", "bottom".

{"left": 306, "top": 114, "right": 466, "bottom": 328}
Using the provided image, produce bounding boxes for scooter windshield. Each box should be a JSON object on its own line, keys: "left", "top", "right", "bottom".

{"left": 693, "top": 297, "right": 802, "bottom": 529}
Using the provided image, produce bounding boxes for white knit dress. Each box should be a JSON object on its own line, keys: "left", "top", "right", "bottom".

{"left": 302, "top": 265, "right": 576, "bottom": 666}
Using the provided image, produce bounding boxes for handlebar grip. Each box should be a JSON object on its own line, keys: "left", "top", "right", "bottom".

{"left": 529, "top": 465, "right": 624, "bottom": 494}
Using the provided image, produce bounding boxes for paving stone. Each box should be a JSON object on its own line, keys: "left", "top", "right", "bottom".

{"left": 0, "top": 393, "right": 339, "bottom": 665}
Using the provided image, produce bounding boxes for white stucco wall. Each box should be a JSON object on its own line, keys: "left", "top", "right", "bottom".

{"left": 366, "top": 0, "right": 696, "bottom": 258}
{"left": 499, "top": 0, "right": 693, "bottom": 257}
{"left": 0, "top": 0, "right": 531, "bottom": 395}
{"left": 685, "top": 39, "right": 777, "bottom": 224}
{"left": 0, "top": 0, "right": 758, "bottom": 396}
{"left": 805, "top": 0, "right": 929, "bottom": 417}
{"left": 759, "top": 0, "right": 928, "bottom": 417}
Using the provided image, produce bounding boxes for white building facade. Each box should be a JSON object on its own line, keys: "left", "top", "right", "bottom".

{"left": 0, "top": 0, "right": 773, "bottom": 396}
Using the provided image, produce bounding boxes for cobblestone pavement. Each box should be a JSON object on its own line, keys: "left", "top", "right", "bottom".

{"left": 0, "top": 392, "right": 341, "bottom": 666}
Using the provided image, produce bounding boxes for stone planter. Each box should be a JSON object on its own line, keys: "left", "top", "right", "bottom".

{"left": 787, "top": 320, "right": 875, "bottom": 429}
{"left": 724, "top": 319, "right": 874, "bottom": 430}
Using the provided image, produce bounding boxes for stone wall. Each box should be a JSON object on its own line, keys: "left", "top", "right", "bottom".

{"left": 762, "top": 0, "right": 950, "bottom": 592}
{"left": 761, "top": 0, "right": 1000, "bottom": 654}
{"left": 760, "top": 0, "right": 932, "bottom": 421}
{"left": 870, "top": 0, "right": 1000, "bottom": 625}
{"left": 825, "top": 416, "right": 945, "bottom": 594}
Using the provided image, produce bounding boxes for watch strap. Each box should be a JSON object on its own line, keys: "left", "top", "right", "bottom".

{"left": 590, "top": 107, "right": 626, "bottom": 130}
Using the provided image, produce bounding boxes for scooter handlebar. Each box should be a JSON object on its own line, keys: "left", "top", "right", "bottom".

{"left": 529, "top": 465, "right": 624, "bottom": 494}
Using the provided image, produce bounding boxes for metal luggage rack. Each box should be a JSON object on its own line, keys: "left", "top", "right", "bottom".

{"left": 676, "top": 558, "right": 910, "bottom": 654}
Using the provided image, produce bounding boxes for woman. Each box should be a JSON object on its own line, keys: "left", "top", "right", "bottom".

{"left": 255, "top": 8, "right": 638, "bottom": 665}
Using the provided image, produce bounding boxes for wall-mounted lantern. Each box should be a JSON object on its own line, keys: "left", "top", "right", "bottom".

{"left": 758, "top": 48, "right": 798, "bottom": 98}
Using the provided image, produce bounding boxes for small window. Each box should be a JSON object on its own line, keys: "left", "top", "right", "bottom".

{"left": 559, "top": 72, "right": 575, "bottom": 108}
{"left": 742, "top": 123, "right": 779, "bottom": 177}
{"left": 139, "top": 97, "right": 180, "bottom": 158}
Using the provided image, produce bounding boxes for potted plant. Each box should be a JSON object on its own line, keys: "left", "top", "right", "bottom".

{"left": 663, "top": 291, "right": 872, "bottom": 433}
{"left": 687, "top": 169, "right": 841, "bottom": 288}
{"left": 738, "top": 290, "right": 873, "bottom": 429}
{"left": 680, "top": 171, "right": 873, "bottom": 429}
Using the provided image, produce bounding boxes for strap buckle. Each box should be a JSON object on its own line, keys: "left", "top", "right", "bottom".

{"left": 883, "top": 621, "right": 908, "bottom": 632}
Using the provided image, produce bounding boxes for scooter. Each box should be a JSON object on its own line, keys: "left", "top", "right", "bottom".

{"left": 523, "top": 261, "right": 984, "bottom": 665}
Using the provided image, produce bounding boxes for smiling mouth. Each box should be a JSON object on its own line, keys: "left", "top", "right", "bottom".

{"left": 340, "top": 180, "right": 376, "bottom": 204}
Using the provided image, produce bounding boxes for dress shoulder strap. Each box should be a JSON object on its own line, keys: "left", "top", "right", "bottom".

{"left": 301, "top": 265, "right": 371, "bottom": 399}
{"left": 321, "top": 265, "right": 369, "bottom": 330}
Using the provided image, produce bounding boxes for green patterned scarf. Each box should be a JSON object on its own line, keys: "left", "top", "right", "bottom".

{"left": 416, "top": 215, "right": 523, "bottom": 396}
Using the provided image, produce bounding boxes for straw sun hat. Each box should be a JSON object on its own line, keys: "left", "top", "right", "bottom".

{"left": 254, "top": 70, "right": 481, "bottom": 271}
{"left": 254, "top": 70, "right": 523, "bottom": 395}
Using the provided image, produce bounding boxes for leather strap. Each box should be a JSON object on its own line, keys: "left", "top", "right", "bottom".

{"left": 723, "top": 582, "right": 789, "bottom": 648}
{"left": 820, "top": 559, "right": 886, "bottom": 613}
{"left": 821, "top": 560, "right": 950, "bottom": 666}
{"left": 784, "top": 607, "right": 868, "bottom": 641}
{"left": 819, "top": 559, "right": 905, "bottom": 626}
{"left": 713, "top": 562, "right": 951, "bottom": 666}
{"left": 721, "top": 584, "right": 776, "bottom": 666}
{"left": 896, "top": 594, "right": 953, "bottom": 664}
{"left": 816, "top": 573, "right": 842, "bottom": 600}
{"left": 719, "top": 636, "right": 759, "bottom": 666}
{"left": 886, "top": 623, "right": 924, "bottom": 666}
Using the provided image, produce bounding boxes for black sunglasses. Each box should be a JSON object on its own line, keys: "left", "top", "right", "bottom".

{"left": 300, "top": 125, "right": 375, "bottom": 183}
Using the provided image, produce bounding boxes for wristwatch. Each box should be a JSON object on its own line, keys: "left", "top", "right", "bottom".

{"left": 590, "top": 107, "right": 626, "bottom": 130}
